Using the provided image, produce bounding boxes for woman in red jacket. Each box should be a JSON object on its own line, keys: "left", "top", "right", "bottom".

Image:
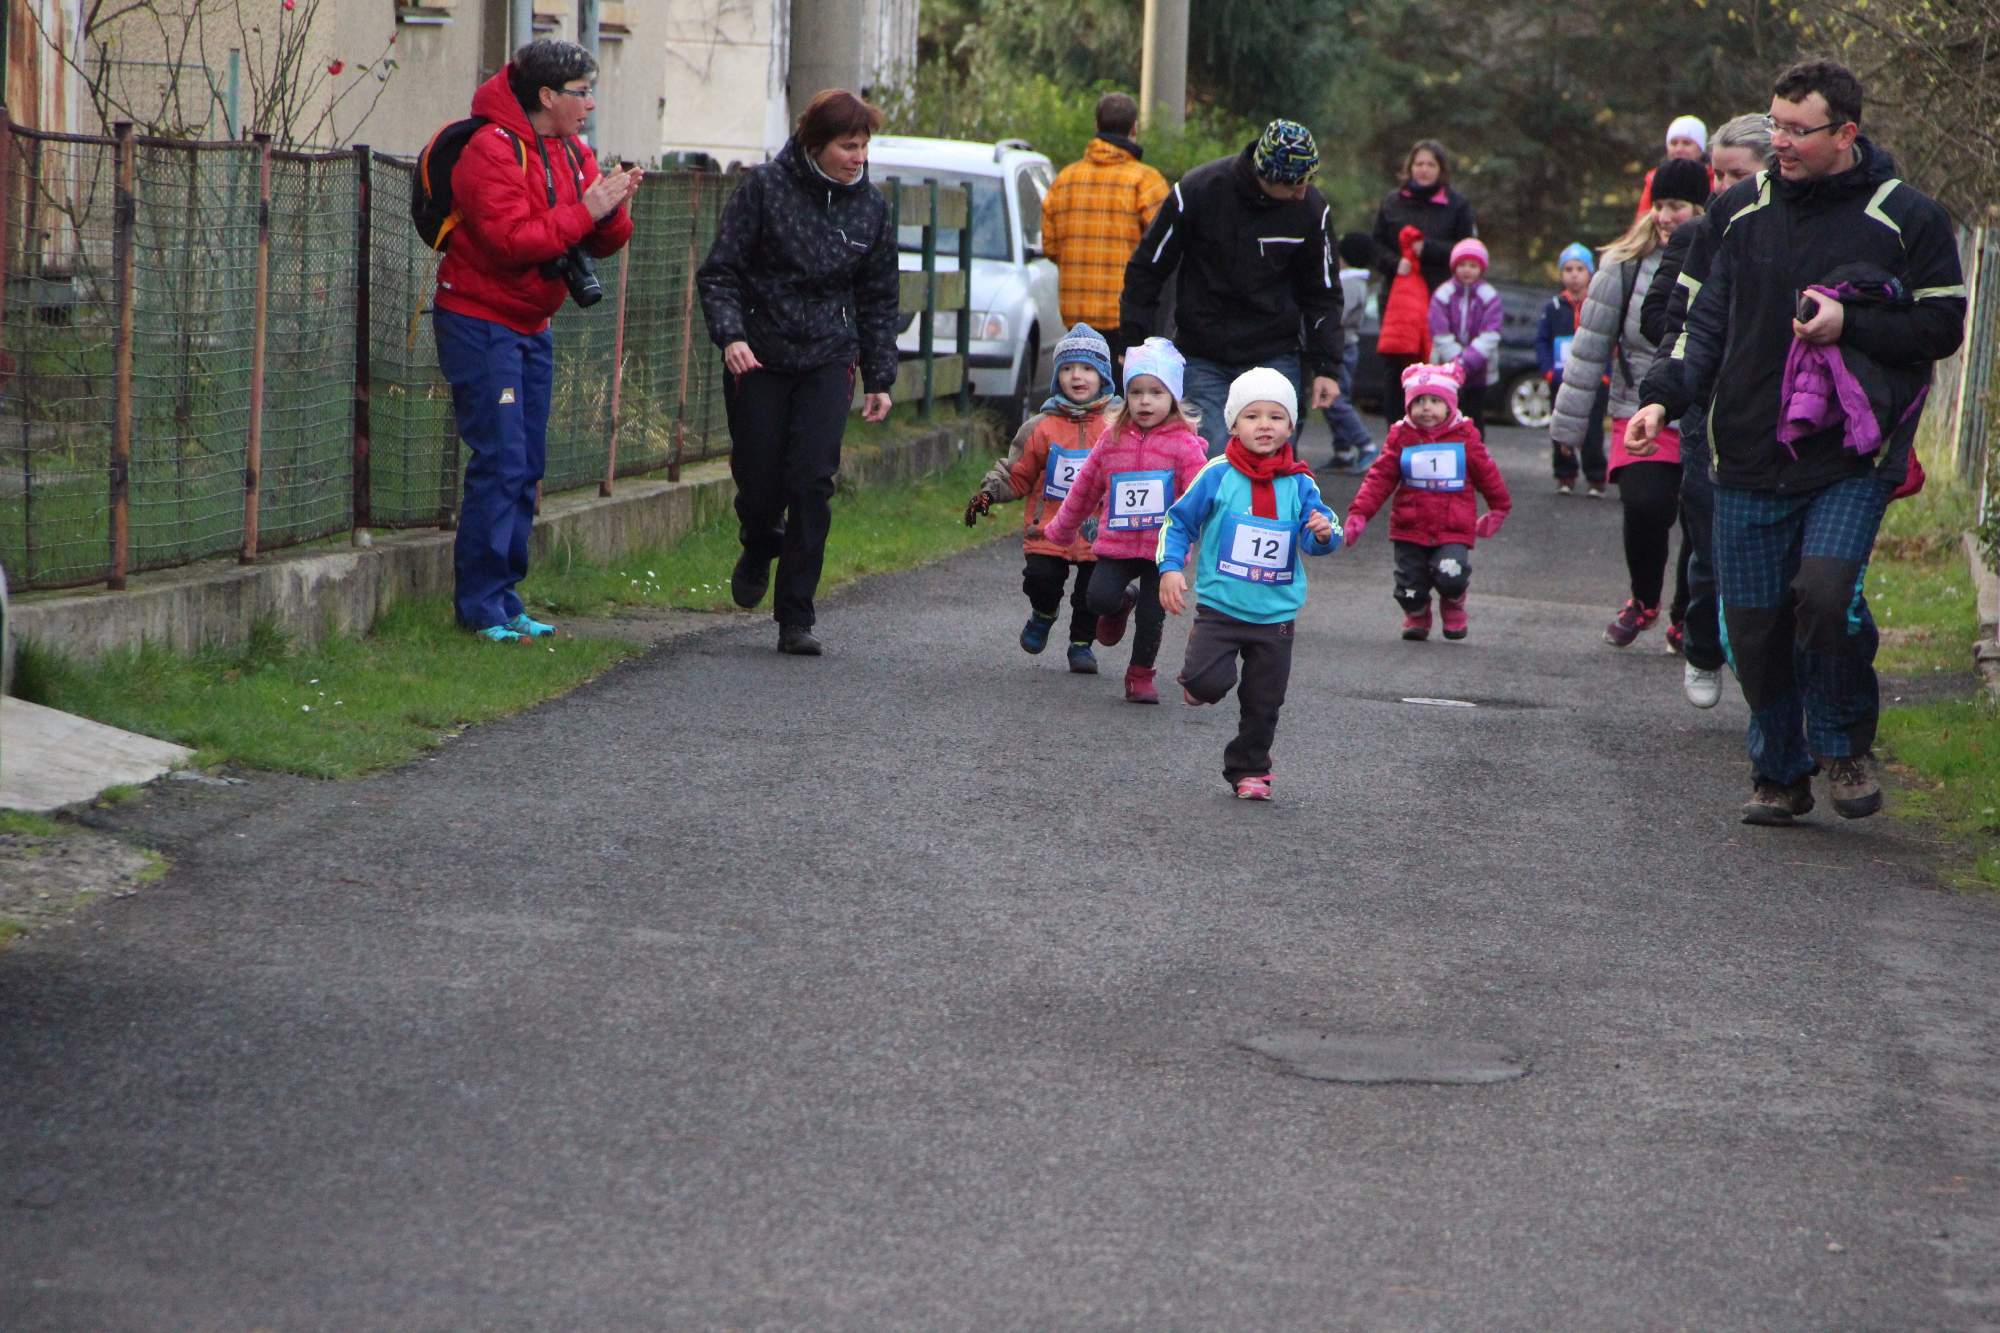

{"left": 435, "top": 40, "right": 639, "bottom": 643}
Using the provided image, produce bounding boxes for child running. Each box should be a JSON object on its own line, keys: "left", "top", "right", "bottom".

{"left": 1042, "top": 336, "right": 1208, "bottom": 704}
{"left": 1343, "top": 363, "right": 1511, "bottom": 642}
{"left": 1158, "top": 368, "right": 1341, "bottom": 801}
{"left": 964, "top": 323, "right": 1119, "bottom": 673}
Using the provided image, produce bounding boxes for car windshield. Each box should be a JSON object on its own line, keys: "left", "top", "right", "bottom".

{"left": 879, "top": 169, "right": 1009, "bottom": 261}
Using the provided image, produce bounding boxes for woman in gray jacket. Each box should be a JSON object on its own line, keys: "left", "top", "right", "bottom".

{"left": 1550, "top": 157, "right": 1710, "bottom": 647}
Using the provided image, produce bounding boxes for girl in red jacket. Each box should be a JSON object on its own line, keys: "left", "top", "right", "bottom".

{"left": 1342, "top": 363, "right": 1511, "bottom": 641}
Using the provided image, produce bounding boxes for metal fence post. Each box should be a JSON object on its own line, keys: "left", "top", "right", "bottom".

{"left": 352, "top": 144, "right": 373, "bottom": 533}
{"left": 604, "top": 235, "right": 631, "bottom": 496}
{"left": 110, "top": 121, "right": 135, "bottom": 590}
{"left": 957, "top": 184, "right": 973, "bottom": 416}
{"left": 241, "top": 132, "right": 271, "bottom": 563}
{"left": 920, "top": 179, "right": 937, "bottom": 419}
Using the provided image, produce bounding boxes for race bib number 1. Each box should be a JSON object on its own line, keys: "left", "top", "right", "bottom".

{"left": 1402, "top": 441, "right": 1467, "bottom": 492}
{"left": 1106, "top": 469, "right": 1172, "bottom": 530}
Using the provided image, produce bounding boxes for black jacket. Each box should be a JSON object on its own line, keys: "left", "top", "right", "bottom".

{"left": 1640, "top": 138, "right": 1965, "bottom": 493}
{"left": 1371, "top": 181, "right": 1477, "bottom": 295}
{"left": 1120, "top": 145, "right": 1344, "bottom": 376}
{"left": 697, "top": 138, "right": 901, "bottom": 392}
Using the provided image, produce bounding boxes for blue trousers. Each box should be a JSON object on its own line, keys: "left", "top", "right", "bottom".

{"left": 1713, "top": 471, "right": 1894, "bottom": 785}
{"left": 1183, "top": 352, "right": 1302, "bottom": 458}
{"left": 436, "top": 309, "right": 555, "bottom": 631}
{"left": 1320, "top": 342, "right": 1374, "bottom": 455}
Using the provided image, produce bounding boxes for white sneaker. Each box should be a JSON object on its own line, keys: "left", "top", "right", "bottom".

{"left": 1684, "top": 662, "right": 1721, "bottom": 709}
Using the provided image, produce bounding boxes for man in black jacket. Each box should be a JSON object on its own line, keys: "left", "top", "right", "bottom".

{"left": 1120, "top": 119, "right": 1343, "bottom": 457}
{"left": 1630, "top": 60, "right": 1966, "bottom": 827}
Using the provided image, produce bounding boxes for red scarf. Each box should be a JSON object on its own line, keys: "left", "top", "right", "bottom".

{"left": 1225, "top": 438, "right": 1314, "bottom": 518}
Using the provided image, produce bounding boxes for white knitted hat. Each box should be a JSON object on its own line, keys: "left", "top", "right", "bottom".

{"left": 1224, "top": 367, "right": 1298, "bottom": 432}
{"left": 1666, "top": 114, "right": 1708, "bottom": 151}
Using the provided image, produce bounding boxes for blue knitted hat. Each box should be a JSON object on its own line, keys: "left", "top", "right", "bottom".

{"left": 1557, "top": 242, "right": 1595, "bottom": 275}
{"left": 1050, "top": 322, "right": 1114, "bottom": 394}
{"left": 1122, "top": 336, "right": 1186, "bottom": 401}
{"left": 1252, "top": 119, "right": 1320, "bottom": 184}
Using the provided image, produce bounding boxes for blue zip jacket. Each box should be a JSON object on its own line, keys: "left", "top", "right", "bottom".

{"left": 1156, "top": 457, "right": 1341, "bottom": 624}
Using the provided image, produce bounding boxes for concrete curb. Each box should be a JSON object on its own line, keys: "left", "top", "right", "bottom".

{"left": 13, "top": 420, "right": 985, "bottom": 665}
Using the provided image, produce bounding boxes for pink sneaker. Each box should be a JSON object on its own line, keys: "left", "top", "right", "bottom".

{"left": 1440, "top": 596, "right": 1468, "bottom": 640}
{"left": 1604, "top": 599, "right": 1660, "bottom": 647}
{"left": 1234, "top": 774, "right": 1273, "bottom": 801}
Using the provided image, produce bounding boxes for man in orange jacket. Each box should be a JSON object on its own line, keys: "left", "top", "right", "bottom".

{"left": 1040, "top": 93, "right": 1169, "bottom": 388}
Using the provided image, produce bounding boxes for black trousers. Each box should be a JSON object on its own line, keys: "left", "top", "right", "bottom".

{"left": 1180, "top": 605, "right": 1296, "bottom": 783}
{"left": 1553, "top": 379, "right": 1609, "bottom": 484}
{"left": 1674, "top": 426, "right": 1725, "bottom": 670}
{"left": 1392, "top": 540, "right": 1471, "bottom": 610}
{"left": 725, "top": 360, "right": 853, "bottom": 628}
{"left": 1381, "top": 354, "right": 1420, "bottom": 424}
{"left": 1458, "top": 382, "right": 1487, "bottom": 429}
{"left": 1086, "top": 556, "right": 1165, "bottom": 668}
{"left": 1616, "top": 459, "right": 1681, "bottom": 609}
{"left": 1022, "top": 554, "right": 1097, "bottom": 645}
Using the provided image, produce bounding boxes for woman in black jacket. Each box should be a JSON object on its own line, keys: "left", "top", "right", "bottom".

{"left": 697, "top": 89, "right": 900, "bottom": 656}
{"left": 1371, "top": 139, "right": 1477, "bottom": 421}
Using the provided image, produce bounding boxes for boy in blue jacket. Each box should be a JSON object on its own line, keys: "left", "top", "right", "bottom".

{"left": 1534, "top": 242, "right": 1607, "bottom": 494}
{"left": 1158, "top": 368, "right": 1341, "bottom": 801}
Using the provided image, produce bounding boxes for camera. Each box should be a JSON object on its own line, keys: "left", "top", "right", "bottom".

{"left": 543, "top": 246, "right": 603, "bottom": 308}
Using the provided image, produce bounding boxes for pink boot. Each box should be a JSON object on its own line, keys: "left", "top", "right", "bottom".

{"left": 1440, "top": 595, "right": 1468, "bottom": 641}
{"left": 1124, "top": 664, "right": 1159, "bottom": 704}
{"left": 1401, "top": 606, "right": 1432, "bottom": 641}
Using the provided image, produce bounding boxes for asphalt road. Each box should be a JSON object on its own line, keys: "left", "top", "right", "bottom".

{"left": 5, "top": 423, "right": 1998, "bottom": 1330}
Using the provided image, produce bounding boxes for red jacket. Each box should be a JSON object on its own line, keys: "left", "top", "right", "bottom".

{"left": 1346, "top": 414, "right": 1510, "bottom": 547}
{"left": 435, "top": 68, "right": 634, "bottom": 334}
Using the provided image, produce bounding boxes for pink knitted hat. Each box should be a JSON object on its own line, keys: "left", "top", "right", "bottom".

{"left": 1402, "top": 361, "right": 1463, "bottom": 414}
{"left": 1449, "top": 237, "right": 1489, "bottom": 272}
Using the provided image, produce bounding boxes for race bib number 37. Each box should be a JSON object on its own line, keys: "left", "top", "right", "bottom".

{"left": 1106, "top": 469, "right": 1172, "bottom": 530}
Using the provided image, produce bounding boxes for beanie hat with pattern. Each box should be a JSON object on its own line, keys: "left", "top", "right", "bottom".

{"left": 1401, "top": 361, "right": 1463, "bottom": 415}
{"left": 1557, "top": 241, "right": 1595, "bottom": 275}
{"left": 1448, "top": 237, "right": 1489, "bottom": 273}
{"left": 1224, "top": 367, "right": 1299, "bottom": 432}
{"left": 1051, "top": 323, "right": 1114, "bottom": 388}
{"left": 1650, "top": 157, "right": 1712, "bottom": 207}
{"left": 1252, "top": 119, "right": 1320, "bottom": 184}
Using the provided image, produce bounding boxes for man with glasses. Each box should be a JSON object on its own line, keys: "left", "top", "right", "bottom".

{"left": 1629, "top": 60, "right": 1966, "bottom": 827}
{"left": 434, "top": 40, "right": 640, "bottom": 643}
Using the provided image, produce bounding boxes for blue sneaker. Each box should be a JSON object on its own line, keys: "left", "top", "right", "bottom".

{"left": 473, "top": 624, "right": 525, "bottom": 644}
{"left": 506, "top": 612, "right": 557, "bottom": 639}
{"left": 1346, "top": 444, "right": 1380, "bottom": 474}
{"left": 1067, "top": 642, "right": 1098, "bottom": 674}
{"left": 1019, "top": 613, "right": 1056, "bottom": 655}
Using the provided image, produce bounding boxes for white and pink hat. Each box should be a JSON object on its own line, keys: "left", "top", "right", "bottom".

{"left": 1402, "top": 361, "right": 1464, "bottom": 414}
{"left": 1449, "top": 237, "right": 1489, "bottom": 273}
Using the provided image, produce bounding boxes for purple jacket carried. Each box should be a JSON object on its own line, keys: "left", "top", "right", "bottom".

{"left": 1776, "top": 275, "right": 1930, "bottom": 460}
{"left": 1429, "top": 277, "right": 1503, "bottom": 388}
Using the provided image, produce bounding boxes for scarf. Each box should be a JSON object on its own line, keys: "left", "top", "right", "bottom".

{"left": 1038, "top": 391, "right": 1115, "bottom": 420}
{"left": 1225, "top": 438, "right": 1314, "bottom": 518}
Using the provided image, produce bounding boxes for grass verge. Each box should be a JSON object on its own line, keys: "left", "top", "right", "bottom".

{"left": 14, "top": 603, "right": 643, "bottom": 779}
{"left": 1867, "top": 440, "right": 1999, "bottom": 890}
{"left": 523, "top": 444, "right": 1009, "bottom": 617}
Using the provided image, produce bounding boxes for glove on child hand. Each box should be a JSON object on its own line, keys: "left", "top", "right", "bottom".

{"left": 1475, "top": 511, "right": 1505, "bottom": 540}
{"left": 963, "top": 491, "right": 991, "bottom": 527}
{"left": 1342, "top": 514, "right": 1367, "bottom": 546}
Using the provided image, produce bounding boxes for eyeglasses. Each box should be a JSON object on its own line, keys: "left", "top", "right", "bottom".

{"left": 1771, "top": 120, "right": 1836, "bottom": 140}
{"left": 554, "top": 85, "right": 595, "bottom": 100}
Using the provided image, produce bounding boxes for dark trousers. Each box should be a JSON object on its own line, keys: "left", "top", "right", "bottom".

{"left": 1553, "top": 379, "right": 1609, "bottom": 484}
{"left": 1392, "top": 540, "right": 1472, "bottom": 610}
{"left": 1458, "top": 382, "right": 1487, "bottom": 428}
{"left": 1381, "top": 354, "right": 1420, "bottom": 424}
{"left": 1180, "top": 605, "right": 1296, "bottom": 783}
{"left": 725, "top": 360, "right": 854, "bottom": 628}
{"left": 436, "top": 308, "right": 554, "bottom": 630}
{"left": 1714, "top": 473, "right": 1894, "bottom": 784}
{"left": 1023, "top": 554, "right": 1097, "bottom": 645}
{"left": 1616, "top": 459, "right": 1681, "bottom": 608}
{"left": 1675, "top": 425, "right": 1724, "bottom": 670}
{"left": 1086, "top": 556, "right": 1165, "bottom": 667}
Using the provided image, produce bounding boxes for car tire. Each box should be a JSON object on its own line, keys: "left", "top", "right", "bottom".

{"left": 1502, "top": 370, "right": 1553, "bottom": 430}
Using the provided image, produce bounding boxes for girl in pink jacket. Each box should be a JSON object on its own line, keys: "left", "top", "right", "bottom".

{"left": 1043, "top": 337, "right": 1209, "bottom": 703}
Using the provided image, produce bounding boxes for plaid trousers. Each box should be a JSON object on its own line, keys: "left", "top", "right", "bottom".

{"left": 1713, "top": 470, "right": 1895, "bottom": 785}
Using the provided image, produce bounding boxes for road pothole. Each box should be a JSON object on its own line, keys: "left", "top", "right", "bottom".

{"left": 1243, "top": 1031, "right": 1528, "bottom": 1085}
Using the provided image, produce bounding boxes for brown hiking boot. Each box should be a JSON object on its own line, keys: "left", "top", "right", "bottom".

{"left": 1741, "top": 779, "right": 1815, "bottom": 826}
{"left": 1823, "top": 755, "right": 1883, "bottom": 819}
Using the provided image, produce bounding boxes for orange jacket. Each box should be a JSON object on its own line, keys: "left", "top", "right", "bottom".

{"left": 1040, "top": 139, "right": 1169, "bottom": 330}
{"left": 975, "top": 405, "right": 1113, "bottom": 560}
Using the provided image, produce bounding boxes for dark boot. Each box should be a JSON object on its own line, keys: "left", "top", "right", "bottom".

{"left": 777, "top": 625, "right": 823, "bottom": 656}
{"left": 731, "top": 548, "right": 773, "bottom": 608}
